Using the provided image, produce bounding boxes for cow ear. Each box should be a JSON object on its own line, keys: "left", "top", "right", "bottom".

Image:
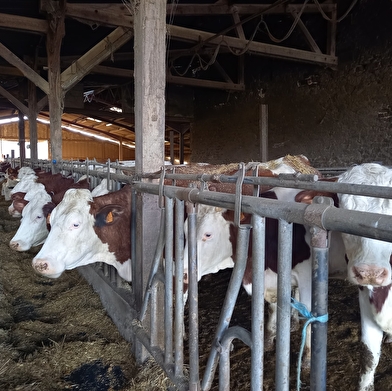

{"left": 95, "top": 205, "right": 124, "bottom": 227}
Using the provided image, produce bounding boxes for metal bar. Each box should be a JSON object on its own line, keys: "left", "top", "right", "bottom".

{"left": 275, "top": 220, "right": 293, "bottom": 391}
{"left": 174, "top": 199, "right": 185, "bottom": 378}
{"left": 134, "top": 183, "right": 392, "bottom": 243}
{"left": 310, "top": 227, "right": 329, "bottom": 391}
{"left": 251, "top": 214, "right": 265, "bottom": 391}
{"left": 219, "top": 326, "right": 252, "bottom": 391}
{"left": 164, "top": 196, "right": 174, "bottom": 365}
{"left": 186, "top": 203, "right": 200, "bottom": 391}
{"left": 201, "top": 225, "right": 251, "bottom": 391}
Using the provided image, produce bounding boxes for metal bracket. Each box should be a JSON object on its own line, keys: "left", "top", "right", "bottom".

{"left": 234, "top": 163, "right": 246, "bottom": 227}
{"left": 159, "top": 165, "right": 166, "bottom": 209}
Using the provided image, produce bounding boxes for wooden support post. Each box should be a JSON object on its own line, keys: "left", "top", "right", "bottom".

{"left": 45, "top": 0, "right": 66, "bottom": 173}
{"left": 134, "top": 0, "right": 166, "bottom": 363}
{"left": 26, "top": 55, "right": 38, "bottom": 162}
{"left": 18, "top": 111, "right": 26, "bottom": 165}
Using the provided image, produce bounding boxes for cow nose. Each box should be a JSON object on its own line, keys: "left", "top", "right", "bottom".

{"left": 33, "top": 259, "right": 49, "bottom": 272}
{"left": 352, "top": 264, "right": 390, "bottom": 286}
{"left": 9, "top": 241, "right": 21, "bottom": 251}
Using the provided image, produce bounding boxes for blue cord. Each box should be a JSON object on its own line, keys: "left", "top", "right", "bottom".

{"left": 290, "top": 298, "right": 328, "bottom": 391}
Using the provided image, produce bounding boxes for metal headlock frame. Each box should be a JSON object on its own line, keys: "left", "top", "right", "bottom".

{"left": 9, "top": 158, "right": 392, "bottom": 391}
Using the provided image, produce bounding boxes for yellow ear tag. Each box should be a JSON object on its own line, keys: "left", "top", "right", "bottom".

{"left": 106, "top": 211, "right": 114, "bottom": 223}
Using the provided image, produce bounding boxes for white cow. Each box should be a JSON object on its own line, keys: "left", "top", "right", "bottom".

{"left": 338, "top": 163, "right": 392, "bottom": 391}
{"left": 32, "top": 186, "right": 132, "bottom": 281}
{"left": 10, "top": 179, "right": 110, "bottom": 252}
{"left": 9, "top": 186, "right": 52, "bottom": 251}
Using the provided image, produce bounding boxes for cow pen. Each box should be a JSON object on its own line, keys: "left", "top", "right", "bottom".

{"left": 5, "top": 157, "right": 392, "bottom": 391}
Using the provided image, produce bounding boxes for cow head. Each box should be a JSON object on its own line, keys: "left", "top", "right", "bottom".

{"left": 183, "top": 203, "right": 235, "bottom": 284}
{"left": 32, "top": 186, "right": 132, "bottom": 281}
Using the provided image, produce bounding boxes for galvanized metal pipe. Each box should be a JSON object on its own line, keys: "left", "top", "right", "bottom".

{"left": 135, "top": 183, "right": 392, "bottom": 243}
{"left": 186, "top": 203, "right": 200, "bottom": 391}
{"left": 174, "top": 199, "right": 185, "bottom": 378}
{"left": 201, "top": 225, "right": 251, "bottom": 391}
{"left": 310, "top": 227, "right": 329, "bottom": 391}
{"left": 219, "top": 326, "right": 252, "bottom": 391}
{"left": 275, "top": 220, "right": 293, "bottom": 391}
{"left": 251, "top": 214, "right": 266, "bottom": 391}
{"left": 164, "top": 197, "right": 174, "bottom": 365}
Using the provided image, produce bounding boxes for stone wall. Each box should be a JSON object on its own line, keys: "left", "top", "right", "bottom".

{"left": 190, "top": 0, "right": 392, "bottom": 168}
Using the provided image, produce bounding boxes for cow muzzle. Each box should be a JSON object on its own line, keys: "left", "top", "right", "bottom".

{"left": 351, "top": 264, "right": 390, "bottom": 286}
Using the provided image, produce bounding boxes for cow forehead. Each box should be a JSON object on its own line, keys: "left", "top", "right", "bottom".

{"left": 50, "top": 189, "right": 93, "bottom": 222}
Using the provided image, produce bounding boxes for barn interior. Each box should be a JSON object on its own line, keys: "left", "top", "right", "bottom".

{"left": 0, "top": 0, "right": 385, "bottom": 168}
{"left": 1, "top": 1, "right": 392, "bottom": 391}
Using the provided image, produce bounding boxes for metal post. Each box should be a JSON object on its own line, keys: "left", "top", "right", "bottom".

{"left": 186, "top": 202, "right": 200, "bottom": 391}
{"left": 275, "top": 219, "right": 293, "bottom": 391}
{"left": 174, "top": 199, "right": 185, "bottom": 378}
{"left": 251, "top": 214, "right": 266, "bottom": 391}
{"left": 310, "top": 226, "right": 329, "bottom": 391}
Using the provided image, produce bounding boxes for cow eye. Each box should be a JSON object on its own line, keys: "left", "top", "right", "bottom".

{"left": 204, "top": 233, "right": 212, "bottom": 240}
{"left": 72, "top": 223, "right": 80, "bottom": 228}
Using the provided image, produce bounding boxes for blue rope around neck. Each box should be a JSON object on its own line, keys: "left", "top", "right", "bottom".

{"left": 290, "top": 298, "right": 328, "bottom": 391}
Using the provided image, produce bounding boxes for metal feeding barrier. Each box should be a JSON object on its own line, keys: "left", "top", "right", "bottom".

{"left": 8, "top": 158, "right": 392, "bottom": 391}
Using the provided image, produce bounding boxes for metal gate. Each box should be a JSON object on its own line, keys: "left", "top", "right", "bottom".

{"left": 9, "top": 158, "right": 392, "bottom": 391}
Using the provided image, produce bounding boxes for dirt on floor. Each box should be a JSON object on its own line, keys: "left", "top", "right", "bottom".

{"left": 0, "top": 195, "right": 171, "bottom": 391}
{"left": 1, "top": 192, "right": 392, "bottom": 391}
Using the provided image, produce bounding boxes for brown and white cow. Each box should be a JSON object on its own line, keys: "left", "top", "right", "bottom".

{"left": 182, "top": 156, "right": 346, "bottom": 366}
{"left": 32, "top": 185, "right": 132, "bottom": 281}
{"left": 9, "top": 176, "right": 99, "bottom": 252}
{"left": 337, "top": 163, "right": 392, "bottom": 391}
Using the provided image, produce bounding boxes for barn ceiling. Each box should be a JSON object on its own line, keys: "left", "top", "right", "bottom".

{"left": 0, "top": 0, "right": 351, "bottom": 160}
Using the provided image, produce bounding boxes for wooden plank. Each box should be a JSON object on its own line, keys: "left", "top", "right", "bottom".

{"left": 0, "top": 42, "right": 49, "bottom": 95}
{"left": 61, "top": 26, "right": 133, "bottom": 92}
{"left": 0, "top": 13, "right": 47, "bottom": 33}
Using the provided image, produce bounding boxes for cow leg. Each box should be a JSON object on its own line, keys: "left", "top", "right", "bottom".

{"left": 265, "top": 301, "right": 277, "bottom": 351}
{"left": 358, "top": 288, "right": 383, "bottom": 391}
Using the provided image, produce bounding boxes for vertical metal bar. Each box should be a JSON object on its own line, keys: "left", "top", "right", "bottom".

{"left": 151, "top": 281, "right": 159, "bottom": 346}
{"left": 174, "top": 199, "right": 185, "bottom": 378}
{"left": 187, "top": 203, "right": 200, "bottom": 391}
{"left": 131, "top": 189, "right": 139, "bottom": 307}
{"left": 251, "top": 214, "right": 265, "bottom": 391}
{"left": 310, "top": 227, "right": 329, "bottom": 391}
{"left": 202, "top": 225, "right": 251, "bottom": 391}
{"left": 165, "top": 196, "right": 174, "bottom": 365}
{"left": 275, "top": 219, "right": 293, "bottom": 391}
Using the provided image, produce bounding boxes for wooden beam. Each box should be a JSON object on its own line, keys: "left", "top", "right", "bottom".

{"left": 65, "top": 3, "right": 133, "bottom": 28}
{"left": 0, "top": 13, "right": 47, "bottom": 33}
{"left": 0, "top": 42, "right": 49, "bottom": 95}
{"left": 0, "top": 84, "right": 29, "bottom": 115}
{"left": 167, "top": 24, "right": 337, "bottom": 66}
{"left": 167, "top": 74, "right": 245, "bottom": 91}
{"left": 66, "top": 3, "right": 337, "bottom": 67}
{"left": 45, "top": 0, "right": 66, "bottom": 171}
{"left": 290, "top": 10, "right": 322, "bottom": 54}
{"left": 61, "top": 26, "right": 133, "bottom": 92}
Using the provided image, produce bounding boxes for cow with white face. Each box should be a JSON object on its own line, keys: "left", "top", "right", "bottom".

{"left": 338, "top": 163, "right": 392, "bottom": 391}
{"left": 32, "top": 185, "right": 132, "bottom": 281}
{"left": 9, "top": 186, "right": 52, "bottom": 251}
{"left": 182, "top": 156, "right": 347, "bottom": 367}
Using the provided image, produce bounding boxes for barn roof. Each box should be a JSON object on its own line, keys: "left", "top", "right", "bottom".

{"left": 0, "top": 1, "right": 351, "bottom": 158}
